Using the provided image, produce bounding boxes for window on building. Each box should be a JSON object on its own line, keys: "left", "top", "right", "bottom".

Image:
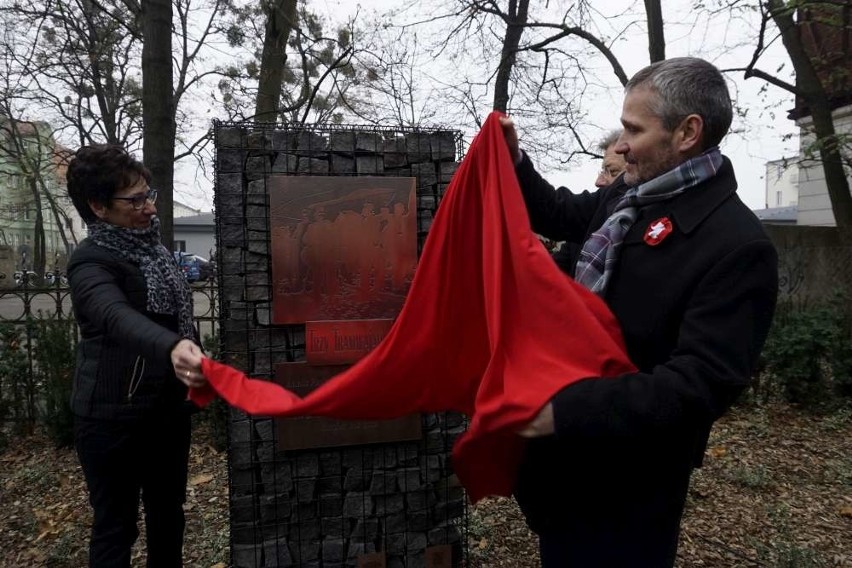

{"left": 776, "top": 191, "right": 782, "bottom": 206}
{"left": 175, "top": 240, "right": 187, "bottom": 252}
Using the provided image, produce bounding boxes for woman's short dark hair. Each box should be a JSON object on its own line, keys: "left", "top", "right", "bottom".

{"left": 66, "top": 145, "right": 151, "bottom": 224}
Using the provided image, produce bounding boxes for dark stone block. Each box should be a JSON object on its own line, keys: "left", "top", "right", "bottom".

{"left": 383, "top": 138, "right": 408, "bottom": 168}
{"left": 330, "top": 154, "right": 356, "bottom": 174}
{"left": 231, "top": 465, "right": 257, "bottom": 491}
{"left": 290, "top": 520, "right": 320, "bottom": 541}
{"left": 247, "top": 179, "right": 268, "bottom": 196}
{"left": 343, "top": 468, "right": 368, "bottom": 491}
{"left": 295, "top": 454, "right": 320, "bottom": 477}
{"left": 411, "top": 162, "right": 437, "bottom": 187}
{"left": 232, "top": 543, "right": 263, "bottom": 568}
{"left": 406, "top": 532, "right": 427, "bottom": 552}
{"left": 346, "top": 541, "right": 376, "bottom": 560}
{"left": 218, "top": 127, "right": 245, "bottom": 148}
{"left": 428, "top": 523, "right": 462, "bottom": 545}
{"left": 356, "top": 155, "right": 384, "bottom": 174}
{"left": 374, "top": 493, "right": 404, "bottom": 516}
{"left": 318, "top": 475, "right": 343, "bottom": 494}
{"left": 328, "top": 131, "right": 355, "bottom": 152}
{"left": 342, "top": 449, "right": 366, "bottom": 469}
{"left": 296, "top": 478, "right": 317, "bottom": 503}
{"left": 351, "top": 518, "right": 379, "bottom": 541}
{"left": 263, "top": 536, "right": 293, "bottom": 567}
{"left": 354, "top": 132, "right": 380, "bottom": 152}
{"left": 319, "top": 451, "right": 342, "bottom": 476}
{"left": 232, "top": 494, "right": 258, "bottom": 524}
{"left": 320, "top": 516, "right": 345, "bottom": 538}
{"left": 220, "top": 224, "right": 245, "bottom": 248}
{"left": 369, "top": 471, "right": 397, "bottom": 495}
{"left": 342, "top": 491, "right": 371, "bottom": 518}
{"left": 396, "top": 444, "right": 419, "bottom": 466}
{"left": 431, "top": 132, "right": 457, "bottom": 162}
{"left": 260, "top": 462, "right": 293, "bottom": 493}
{"left": 259, "top": 494, "right": 291, "bottom": 523}
{"left": 405, "top": 133, "right": 432, "bottom": 163}
{"left": 421, "top": 455, "right": 441, "bottom": 483}
{"left": 322, "top": 538, "right": 346, "bottom": 562}
{"left": 295, "top": 501, "right": 318, "bottom": 520}
{"left": 217, "top": 149, "right": 246, "bottom": 173}
{"left": 439, "top": 161, "right": 459, "bottom": 182}
{"left": 320, "top": 493, "right": 343, "bottom": 518}
{"left": 288, "top": 540, "right": 320, "bottom": 564}
{"left": 246, "top": 156, "right": 269, "bottom": 174}
{"left": 232, "top": 520, "right": 261, "bottom": 545}
{"left": 218, "top": 172, "right": 243, "bottom": 195}
{"left": 386, "top": 533, "right": 405, "bottom": 554}
{"left": 406, "top": 487, "right": 436, "bottom": 512}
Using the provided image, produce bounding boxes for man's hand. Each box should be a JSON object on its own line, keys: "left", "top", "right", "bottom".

{"left": 171, "top": 338, "right": 206, "bottom": 388}
{"left": 498, "top": 115, "right": 522, "bottom": 165}
{"left": 517, "top": 402, "right": 555, "bottom": 438}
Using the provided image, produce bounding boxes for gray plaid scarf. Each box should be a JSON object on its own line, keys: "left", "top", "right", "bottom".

{"left": 574, "top": 147, "right": 723, "bottom": 295}
{"left": 87, "top": 217, "right": 195, "bottom": 339}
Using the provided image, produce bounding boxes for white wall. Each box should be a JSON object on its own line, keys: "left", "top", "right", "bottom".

{"left": 795, "top": 103, "right": 852, "bottom": 227}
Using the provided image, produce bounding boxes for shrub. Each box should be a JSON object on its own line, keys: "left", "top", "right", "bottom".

{"left": 761, "top": 293, "right": 852, "bottom": 410}
{"left": 33, "top": 316, "right": 77, "bottom": 448}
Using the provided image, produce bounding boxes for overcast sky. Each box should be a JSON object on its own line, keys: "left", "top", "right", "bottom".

{"left": 179, "top": 0, "right": 799, "bottom": 212}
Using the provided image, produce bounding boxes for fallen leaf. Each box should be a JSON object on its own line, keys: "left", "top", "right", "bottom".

{"left": 840, "top": 506, "right": 852, "bottom": 518}
{"left": 189, "top": 473, "right": 214, "bottom": 486}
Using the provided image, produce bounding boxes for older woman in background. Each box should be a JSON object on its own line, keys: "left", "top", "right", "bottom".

{"left": 66, "top": 145, "right": 206, "bottom": 567}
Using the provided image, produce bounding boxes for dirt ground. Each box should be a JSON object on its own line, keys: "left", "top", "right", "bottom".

{"left": 1, "top": 402, "right": 849, "bottom": 567}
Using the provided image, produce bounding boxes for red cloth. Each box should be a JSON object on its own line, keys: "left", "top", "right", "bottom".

{"left": 192, "top": 112, "right": 636, "bottom": 503}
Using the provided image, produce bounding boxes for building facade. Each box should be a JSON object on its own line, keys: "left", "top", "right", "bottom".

{"left": 0, "top": 119, "right": 85, "bottom": 272}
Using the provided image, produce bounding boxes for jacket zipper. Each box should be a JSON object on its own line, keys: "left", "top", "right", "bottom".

{"left": 127, "top": 356, "right": 146, "bottom": 402}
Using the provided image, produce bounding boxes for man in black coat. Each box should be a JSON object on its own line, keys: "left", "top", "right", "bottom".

{"left": 501, "top": 57, "right": 778, "bottom": 567}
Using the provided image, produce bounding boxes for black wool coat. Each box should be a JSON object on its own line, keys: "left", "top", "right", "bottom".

{"left": 68, "top": 239, "right": 189, "bottom": 421}
{"left": 512, "top": 154, "right": 778, "bottom": 532}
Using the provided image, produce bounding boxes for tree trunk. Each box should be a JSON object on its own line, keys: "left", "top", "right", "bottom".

{"left": 255, "top": 0, "right": 298, "bottom": 122}
{"left": 767, "top": 0, "right": 852, "bottom": 228}
{"left": 493, "top": 0, "right": 529, "bottom": 113}
{"left": 141, "top": 0, "right": 176, "bottom": 247}
{"left": 644, "top": 0, "right": 665, "bottom": 63}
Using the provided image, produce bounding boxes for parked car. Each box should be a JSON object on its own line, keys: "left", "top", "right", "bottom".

{"left": 173, "top": 251, "right": 201, "bottom": 282}
{"left": 173, "top": 252, "right": 215, "bottom": 283}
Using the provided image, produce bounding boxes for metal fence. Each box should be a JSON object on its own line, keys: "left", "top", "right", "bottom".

{"left": 0, "top": 279, "right": 220, "bottom": 427}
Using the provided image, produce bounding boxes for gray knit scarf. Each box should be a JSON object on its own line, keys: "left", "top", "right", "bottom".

{"left": 574, "top": 147, "right": 723, "bottom": 295}
{"left": 87, "top": 217, "right": 195, "bottom": 339}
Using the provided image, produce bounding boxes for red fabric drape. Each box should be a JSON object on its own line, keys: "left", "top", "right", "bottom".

{"left": 192, "top": 112, "right": 636, "bottom": 503}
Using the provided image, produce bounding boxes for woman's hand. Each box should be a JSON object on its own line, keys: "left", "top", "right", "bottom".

{"left": 498, "top": 115, "right": 522, "bottom": 165}
{"left": 517, "top": 402, "right": 555, "bottom": 438}
{"left": 171, "top": 338, "right": 206, "bottom": 388}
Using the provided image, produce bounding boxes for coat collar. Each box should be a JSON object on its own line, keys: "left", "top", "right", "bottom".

{"left": 608, "top": 156, "right": 738, "bottom": 242}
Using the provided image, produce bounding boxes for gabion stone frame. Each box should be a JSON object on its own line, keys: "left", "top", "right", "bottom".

{"left": 213, "top": 121, "right": 467, "bottom": 568}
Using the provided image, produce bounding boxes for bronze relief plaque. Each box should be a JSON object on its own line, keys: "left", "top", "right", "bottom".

{"left": 306, "top": 319, "right": 394, "bottom": 365}
{"left": 274, "top": 363, "right": 422, "bottom": 451}
{"left": 269, "top": 176, "right": 417, "bottom": 324}
{"left": 425, "top": 545, "right": 453, "bottom": 568}
{"left": 357, "top": 552, "right": 386, "bottom": 568}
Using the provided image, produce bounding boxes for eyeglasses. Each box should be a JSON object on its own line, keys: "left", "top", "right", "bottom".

{"left": 112, "top": 188, "right": 158, "bottom": 210}
{"left": 598, "top": 167, "right": 624, "bottom": 179}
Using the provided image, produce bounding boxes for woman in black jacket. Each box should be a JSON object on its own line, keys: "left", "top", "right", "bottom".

{"left": 66, "top": 145, "right": 206, "bottom": 567}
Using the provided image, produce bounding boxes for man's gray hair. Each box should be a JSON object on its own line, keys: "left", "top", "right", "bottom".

{"left": 626, "top": 57, "right": 733, "bottom": 149}
{"left": 597, "top": 129, "right": 622, "bottom": 152}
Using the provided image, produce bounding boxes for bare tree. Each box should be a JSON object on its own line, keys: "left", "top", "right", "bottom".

{"left": 726, "top": 0, "right": 851, "bottom": 228}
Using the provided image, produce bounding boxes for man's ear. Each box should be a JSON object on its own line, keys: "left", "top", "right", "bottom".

{"left": 677, "top": 114, "right": 704, "bottom": 153}
{"left": 88, "top": 199, "right": 108, "bottom": 220}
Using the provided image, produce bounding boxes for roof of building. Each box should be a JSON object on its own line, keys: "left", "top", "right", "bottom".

{"left": 753, "top": 205, "right": 798, "bottom": 224}
{"left": 174, "top": 211, "right": 215, "bottom": 226}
